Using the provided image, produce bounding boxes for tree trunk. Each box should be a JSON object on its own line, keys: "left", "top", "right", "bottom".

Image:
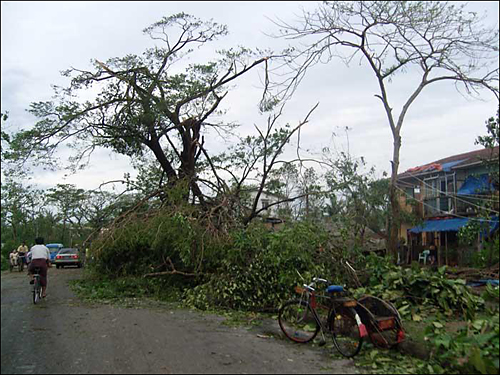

{"left": 62, "top": 219, "right": 67, "bottom": 244}
{"left": 148, "top": 139, "right": 178, "bottom": 184}
{"left": 12, "top": 221, "right": 18, "bottom": 243}
{"left": 388, "top": 132, "right": 402, "bottom": 262}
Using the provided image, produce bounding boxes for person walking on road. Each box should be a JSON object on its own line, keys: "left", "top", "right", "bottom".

{"left": 27, "top": 237, "right": 51, "bottom": 298}
{"left": 9, "top": 248, "right": 19, "bottom": 271}
{"left": 16, "top": 241, "right": 29, "bottom": 270}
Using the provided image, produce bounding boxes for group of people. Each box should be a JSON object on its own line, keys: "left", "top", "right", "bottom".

{"left": 10, "top": 238, "right": 51, "bottom": 298}
{"left": 9, "top": 241, "right": 29, "bottom": 270}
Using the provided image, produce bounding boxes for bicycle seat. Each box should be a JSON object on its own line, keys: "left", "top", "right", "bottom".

{"left": 326, "top": 285, "right": 344, "bottom": 293}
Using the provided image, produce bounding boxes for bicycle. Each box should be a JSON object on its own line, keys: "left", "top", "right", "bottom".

{"left": 32, "top": 267, "right": 42, "bottom": 304}
{"left": 18, "top": 254, "right": 25, "bottom": 272}
{"left": 278, "top": 277, "right": 368, "bottom": 358}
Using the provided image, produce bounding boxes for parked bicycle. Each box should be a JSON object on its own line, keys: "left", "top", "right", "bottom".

{"left": 278, "top": 277, "right": 368, "bottom": 358}
{"left": 32, "top": 267, "right": 42, "bottom": 304}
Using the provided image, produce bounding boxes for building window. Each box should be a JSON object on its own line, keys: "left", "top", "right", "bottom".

{"left": 405, "top": 187, "right": 415, "bottom": 198}
{"left": 424, "top": 178, "right": 439, "bottom": 198}
{"left": 261, "top": 199, "right": 270, "bottom": 210}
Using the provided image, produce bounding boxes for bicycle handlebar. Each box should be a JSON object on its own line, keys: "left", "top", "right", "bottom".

{"left": 303, "top": 277, "right": 331, "bottom": 292}
{"left": 313, "top": 277, "right": 328, "bottom": 284}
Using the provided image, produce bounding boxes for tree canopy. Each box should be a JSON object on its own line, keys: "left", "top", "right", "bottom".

{"left": 9, "top": 13, "right": 270, "bottom": 206}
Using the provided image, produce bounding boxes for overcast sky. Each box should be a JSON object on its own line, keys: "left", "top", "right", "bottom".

{"left": 1, "top": 1, "right": 499, "bottom": 192}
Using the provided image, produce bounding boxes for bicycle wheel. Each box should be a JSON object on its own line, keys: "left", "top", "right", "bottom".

{"left": 357, "top": 296, "right": 404, "bottom": 349}
{"left": 33, "top": 277, "right": 41, "bottom": 304}
{"left": 278, "top": 299, "right": 320, "bottom": 343}
{"left": 368, "top": 317, "right": 404, "bottom": 349}
{"left": 328, "top": 307, "right": 363, "bottom": 357}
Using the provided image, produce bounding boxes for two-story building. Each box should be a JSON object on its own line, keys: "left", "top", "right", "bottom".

{"left": 245, "top": 189, "right": 287, "bottom": 229}
{"left": 396, "top": 146, "right": 499, "bottom": 265}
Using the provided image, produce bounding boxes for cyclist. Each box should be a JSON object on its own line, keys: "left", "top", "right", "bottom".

{"left": 27, "top": 237, "right": 51, "bottom": 298}
{"left": 16, "top": 241, "right": 29, "bottom": 270}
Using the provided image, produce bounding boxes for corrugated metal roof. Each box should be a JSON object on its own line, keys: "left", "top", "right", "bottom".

{"left": 398, "top": 146, "right": 499, "bottom": 179}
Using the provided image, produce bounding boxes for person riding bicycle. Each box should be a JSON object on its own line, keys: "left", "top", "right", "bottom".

{"left": 27, "top": 237, "right": 51, "bottom": 298}
{"left": 16, "top": 241, "right": 29, "bottom": 269}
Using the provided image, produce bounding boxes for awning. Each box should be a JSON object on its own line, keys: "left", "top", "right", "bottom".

{"left": 409, "top": 218, "right": 470, "bottom": 233}
{"left": 457, "top": 174, "right": 496, "bottom": 195}
{"left": 409, "top": 216, "right": 499, "bottom": 234}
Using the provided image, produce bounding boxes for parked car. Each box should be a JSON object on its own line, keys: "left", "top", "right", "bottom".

{"left": 46, "top": 243, "right": 64, "bottom": 264}
{"left": 54, "top": 248, "right": 82, "bottom": 268}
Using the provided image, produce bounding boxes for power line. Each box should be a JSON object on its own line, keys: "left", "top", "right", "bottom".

{"left": 397, "top": 180, "right": 500, "bottom": 210}
{"left": 395, "top": 184, "right": 499, "bottom": 224}
{"left": 397, "top": 179, "right": 499, "bottom": 203}
{"left": 397, "top": 172, "right": 499, "bottom": 214}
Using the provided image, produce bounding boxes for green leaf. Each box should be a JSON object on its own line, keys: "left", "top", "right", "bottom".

{"left": 303, "top": 324, "right": 317, "bottom": 332}
{"left": 469, "top": 346, "right": 487, "bottom": 374}
{"left": 435, "top": 336, "right": 451, "bottom": 349}
{"left": 471, "top": 320, "right": 486, "bottom": 331}
{"left": 412, "top": 314, "right": 422, "bottom": 322}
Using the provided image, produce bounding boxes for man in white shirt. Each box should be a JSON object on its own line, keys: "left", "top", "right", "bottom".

{"left": 27, "top": 237, "right": 51, "bottom": 298}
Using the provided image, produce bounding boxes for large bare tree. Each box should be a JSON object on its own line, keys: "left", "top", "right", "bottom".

{"left": 270, "top": 1, "right": 499, "bottom": 259}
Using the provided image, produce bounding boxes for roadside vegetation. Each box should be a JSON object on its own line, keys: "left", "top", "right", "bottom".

{"left": 69, "top": 241, "right": 498, "bottom": 374}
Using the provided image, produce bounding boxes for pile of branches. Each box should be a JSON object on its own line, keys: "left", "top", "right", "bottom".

{"left": 446, "top": 264, "right": 499, "bottom": 282}
{"left": 83, "top": 186, "right": 245, "bottom": 279}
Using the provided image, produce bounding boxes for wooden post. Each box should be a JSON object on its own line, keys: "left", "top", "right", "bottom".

{"left": 445, "top": 232, "right": 448, "bottom": 266}
{"left": 407, "top": 233, "right": 412, "bottom": 264}
{"left": 437, "top": 232, "right": 441, "bottom": 267}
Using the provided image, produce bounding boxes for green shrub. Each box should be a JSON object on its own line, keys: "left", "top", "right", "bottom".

{"left": 87, "top": 204, "right": 345, "bottom": 311}
{"left": 357, "top": 254, "right": 483, "bottom": 319}
{"left": 425, "top": 313, "right": 499, "bottom": 374}
{"left": 1, "top": 253, "right": 10, "bottom": 271}
{"left": 90, "top": 207, "right": 206, "bottom": 278}
{"left": 183, "top": 221, "right": 336, "bottom": 311}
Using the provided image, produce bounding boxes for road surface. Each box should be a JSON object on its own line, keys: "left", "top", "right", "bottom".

{"left": 1, "top": 268, "right": 359, "bottom": 374}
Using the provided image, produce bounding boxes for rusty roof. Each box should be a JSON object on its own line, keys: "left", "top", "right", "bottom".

{"left": 398, "top": 146, "right": 499, "bottom": 179}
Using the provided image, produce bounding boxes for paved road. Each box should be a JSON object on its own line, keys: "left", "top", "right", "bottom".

{"left": 1, "top": 268, "right": 359, "bottom": 374}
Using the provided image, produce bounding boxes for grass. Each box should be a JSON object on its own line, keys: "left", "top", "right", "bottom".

{"left": 68, "top": 271, "right": 184, "bottom": 306}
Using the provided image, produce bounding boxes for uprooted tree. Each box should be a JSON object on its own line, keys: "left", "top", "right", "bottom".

{"left": 9, "top": 13, "right": 273, "bottom": 209}
{"left": 269, "top": 1, "right": 499, "bottom": 261}
{"left": 9, "top": 13, "right": 325, "bottom": 229}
